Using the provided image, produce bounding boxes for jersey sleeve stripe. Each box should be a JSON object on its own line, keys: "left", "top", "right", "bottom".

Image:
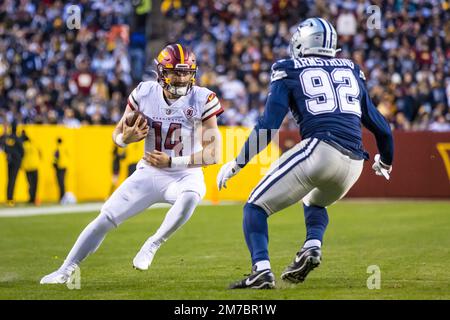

{"left": 130, "top": 93, "right": 138, "bottom": 106}
{"left": 127, "top": 99, "right": 136, "bottom": 111}
{"left": 128, "top": 89, "right": 139, "bottom": 110}
{"left": 202, "top": 106, "right": 224, "bottom": 121}
{"left": 204, "top": 96, "right": 220, "bottom": 109}
{"left": 202, "top": 102, "right": 220, "bottom": 117}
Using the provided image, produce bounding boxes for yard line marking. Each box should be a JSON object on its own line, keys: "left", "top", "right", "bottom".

{"left": 0, "top": 201, "right": 240, "bottom": 218}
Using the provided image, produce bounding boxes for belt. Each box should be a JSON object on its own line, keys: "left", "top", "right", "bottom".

{"left": 322, "top": 140, "right": 363, "bottom": 160}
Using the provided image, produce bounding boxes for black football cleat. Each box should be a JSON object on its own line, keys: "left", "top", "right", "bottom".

{"left": 229, "top": 266, "right": 275, "bottom": 289}
{"left": 281, "top": 246, "right": 321, "bottom": 283}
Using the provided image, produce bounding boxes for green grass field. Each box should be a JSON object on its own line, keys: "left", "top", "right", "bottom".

{"left": 1, "top": 201, "right": 450, "bottom": 300}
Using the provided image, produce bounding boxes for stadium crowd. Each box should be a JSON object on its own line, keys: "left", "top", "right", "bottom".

{"left": 0, "top": 0, "right": 136, "bottom": 126}
{"left": 0, "top": 0, "right": 449, "bottom": 131}
{"left": 163, "top": 0, "right": 450, "bottom": 131}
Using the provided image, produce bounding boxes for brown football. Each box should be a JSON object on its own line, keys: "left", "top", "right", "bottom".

{"left": 125, "top": 111, "right": 147, "bottom": 127}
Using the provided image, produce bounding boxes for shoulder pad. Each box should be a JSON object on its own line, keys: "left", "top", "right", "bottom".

{"left": 271, "top": 58, "right": 295, "bottom": 71}
{"left": 136, "top": 80, "right": 157, "bottom": 97}
{"left": 354, "top": 64, "right": 366, "bottom": 81}
{"left": 270, "top": 59, "right": 293, "bottom": 82}
{"left": 359, "top": 69, "right": 366, "bottom": 81}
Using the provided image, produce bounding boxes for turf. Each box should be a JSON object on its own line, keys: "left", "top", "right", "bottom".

{"left": 0, "top": 201, "right": 449, "bottom": 300}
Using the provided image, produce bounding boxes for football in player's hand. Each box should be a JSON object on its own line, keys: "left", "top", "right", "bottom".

{"left": 125, "top": 111, "right": 147, "bottom": 127}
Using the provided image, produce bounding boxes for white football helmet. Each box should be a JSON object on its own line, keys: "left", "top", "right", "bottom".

{"left": 290, "top": 17, "right": 340, "bottom": 59}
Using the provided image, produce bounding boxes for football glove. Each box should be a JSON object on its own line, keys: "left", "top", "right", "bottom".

{"left": 217, "top": 160, "right": 241, "bottom": 190}
{"left": 372, "top": 154, "right": 392, "bottom": 180}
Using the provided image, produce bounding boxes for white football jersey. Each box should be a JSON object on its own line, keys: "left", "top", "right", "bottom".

{"left": 127, "top": 81, "right": 223, "bottom": 171}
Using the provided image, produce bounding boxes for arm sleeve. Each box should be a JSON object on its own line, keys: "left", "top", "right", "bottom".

{"left": 127, "top": 82, "right": 143, "bottom": 111}
{"left": 360, "top": 84, "right": 394, "bottom": 165}
{"left": 202, "top": 93, "right": 224, "bottom": 121}
{"left": 235, "top": 79, "right": 290, "bottom": 168}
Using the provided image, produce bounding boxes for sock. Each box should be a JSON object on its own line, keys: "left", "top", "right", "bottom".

{"left": 303, "top": 239, "right": 322, "bottom": 248}
{"left": 255, "top": 260, "right": 271, "bottom": 271}
{"left": 140, "top": 191, "right": 200, "bottom": 252}
{"left": 303, "top": 203, "right": 329, "bottom": 246}
{"left": 60, "top": 214, "right": 116, "bottom": 271}
{"left": 243, "top": 202, "right": 269, "bottom": 265}
{"left": 140, "top": 236, "right": 164, "bottom": 254}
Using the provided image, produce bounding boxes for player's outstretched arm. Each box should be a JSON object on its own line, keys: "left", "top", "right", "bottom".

{"left": 217, "top": 79, "right": 290, "bottom": 190}
{"left": 360, "top": 88, "right": 394, "bottom": 179}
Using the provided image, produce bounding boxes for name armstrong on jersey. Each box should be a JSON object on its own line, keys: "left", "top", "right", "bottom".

{"left": 292, "top": 57, "right": 355, "bottom": 69}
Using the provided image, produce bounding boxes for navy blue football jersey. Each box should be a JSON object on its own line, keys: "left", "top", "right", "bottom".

{"left": 236, "top": 56, "right": 393, "bottom": 167}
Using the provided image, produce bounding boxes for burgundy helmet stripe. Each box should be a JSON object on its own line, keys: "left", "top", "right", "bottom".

{"left": 176, "top": 44, "right": 185, "bottom": 64}
{"left": 167, "top": 44, "right": 182, "bottom": 64}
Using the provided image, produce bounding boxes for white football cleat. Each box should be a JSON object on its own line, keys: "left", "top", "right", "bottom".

{"left": 40, "top": 269, "right": 72, "bottom": 284}
{"left": 133, "top": 249, "right": 156, "bottom": 271}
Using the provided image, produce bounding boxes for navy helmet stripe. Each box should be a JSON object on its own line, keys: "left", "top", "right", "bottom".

{"left": 315, "top": 18, "right": 327, "bottom": 48}
{"left": 250, "top": 140, "right": 319, "bottom": 204}
{"left": 325, "top": 20, "right": 334, "bottom": 48}
{"left": 318, "top": 18, "right": 331, "bottom": 48}
{"left": 248, "top": 138, "right": 315, "bottom": 201}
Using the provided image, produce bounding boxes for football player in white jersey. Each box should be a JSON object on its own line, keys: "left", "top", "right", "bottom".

{"left": 40, "top": 44, "right": 223, "bottom": 284}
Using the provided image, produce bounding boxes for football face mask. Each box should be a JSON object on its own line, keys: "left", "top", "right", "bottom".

{"left": 159, "top": 68, "right": 196, "bottom": 96}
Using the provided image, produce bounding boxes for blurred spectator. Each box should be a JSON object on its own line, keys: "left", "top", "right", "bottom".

{"left": 53, "top": 137, "right": 69, "bottom": 203}
{"left": 393, "top": 112, "right": 411, "bottom": 131}
{"left": 21, "top": 130, "right": 41, "bottom": 205}
{"left": 219, "top": 70, "right": 247, "bottom": 103}
{"left": 0, "top": 122, "right": 23, "bottom": 206}
{"left": 336, "top": 8, "right": 357, "bottom": 37}
{"left": 69, "top": 58, "right": 96, "bottom": 96}
{"left": 429, "top": 115, "right": 450, "bottom": 132}
{"left": 63, "top": 108, "right": 81, "bottom": 128}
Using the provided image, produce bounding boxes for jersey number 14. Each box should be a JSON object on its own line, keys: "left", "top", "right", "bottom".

{"left": 299, "top": 68, "right": 361, "bottom": 116}
{"left": 152, "top": 121, "right": 183, "bottom": 156}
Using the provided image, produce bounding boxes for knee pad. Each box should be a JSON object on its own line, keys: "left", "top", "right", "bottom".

{"left": 95, "top": 211, "right": 119, "bottom": 230}
{"left": 179, "top": 191, "right": 201, "bottom": 209}
{"left": 243, "top": 202, "right": 268, "bottom": 226}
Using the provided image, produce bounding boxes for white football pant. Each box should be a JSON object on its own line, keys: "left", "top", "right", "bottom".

{"left": 59, "top": 160, "right": 205, "bottom": 271}
{"left": 249, "top": 138, "right": 364, "bottom": 214}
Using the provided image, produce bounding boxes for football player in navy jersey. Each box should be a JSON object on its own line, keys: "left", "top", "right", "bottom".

{"left": 217, "top": 18, "right": 394, "bottom": 289}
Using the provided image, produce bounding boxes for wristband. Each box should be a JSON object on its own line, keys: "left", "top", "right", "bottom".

{"left": 115, "top": 133, "right": 128, "bottom": 148}
{"left": 170, "top": 156, "right": 191, "bottom": 168}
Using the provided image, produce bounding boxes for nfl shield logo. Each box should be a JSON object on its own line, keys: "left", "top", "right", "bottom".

{"left": 165, "top": 109, "right": 171, "bottom": 115}
{"left": 184, "top": 107, "right": 195, "bottom": 119}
